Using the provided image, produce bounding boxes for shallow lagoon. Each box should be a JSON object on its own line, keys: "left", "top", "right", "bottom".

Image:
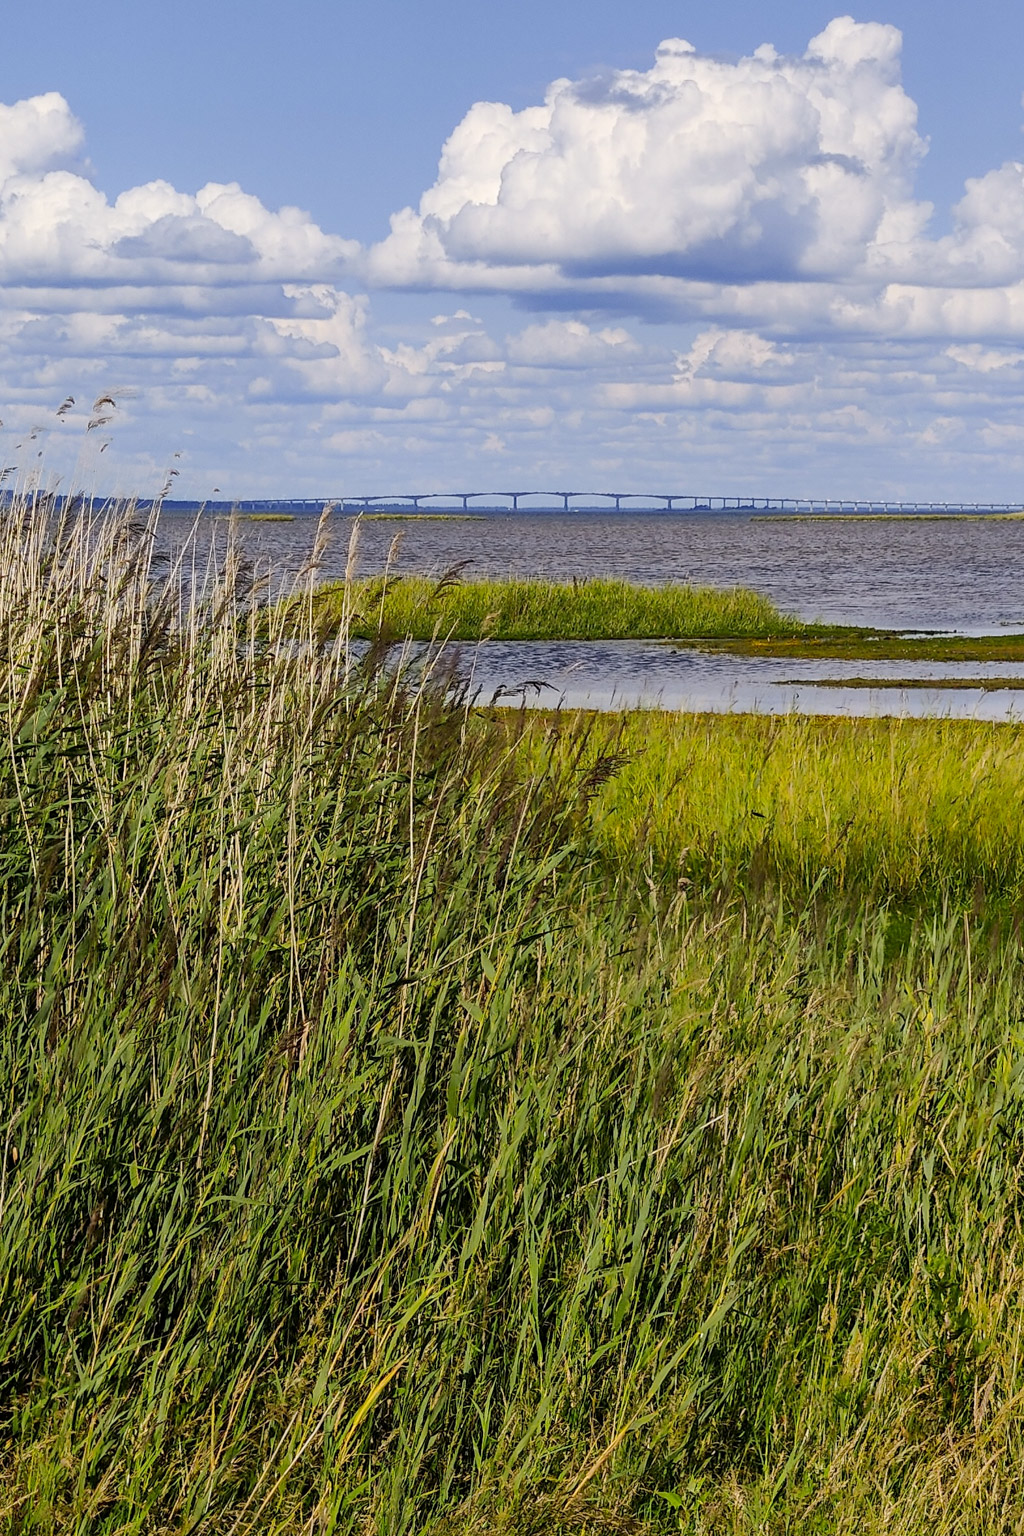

{"left": 454, "top": 640, "right": 1024, "bottom": 718}
{"left": 156, "top": 510, "right": 1024, "bottom": 716}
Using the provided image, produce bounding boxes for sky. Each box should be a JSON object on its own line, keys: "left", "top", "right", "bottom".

{"left": 4, "top": 0, "right": 1024, "bottom": 500}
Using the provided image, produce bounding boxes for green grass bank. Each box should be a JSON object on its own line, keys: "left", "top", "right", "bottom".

{"left": 3, "top": 509, "right": 1024, "bottom": 1533}
{"left": 311, "top": 574, "right": 820, "bottom": 642}
{"left": 537, "top": 709, "right": 1024, "bottom": 904}
{"left": 304, "top": 572, "right": 1024, "bottom": 662}
{"left": 696, "top": 632, "right": 1024, "bottom": 662}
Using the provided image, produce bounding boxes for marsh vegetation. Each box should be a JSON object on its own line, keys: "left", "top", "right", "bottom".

{"left": 309, "top": 574, "right": 828, "bottom": 643}
{"left": 2, "top": 502, "right": 1024, "bottom": 1533}
{"left": 305, "top": 571, "right": 1024, "bottom": 665}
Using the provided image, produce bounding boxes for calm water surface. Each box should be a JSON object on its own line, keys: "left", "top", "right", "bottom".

{"left": 155, "top": 512, "right": 1024, "bottom": 716}
{"left": 456, "top": 641, "right": 1024, "bottom": 720}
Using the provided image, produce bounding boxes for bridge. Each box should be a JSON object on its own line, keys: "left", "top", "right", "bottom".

{"left": 215, "top": 491, "right": 1024, "bottom": 516}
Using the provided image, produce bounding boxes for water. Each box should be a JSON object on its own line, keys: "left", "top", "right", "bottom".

{"left": 155, "top": 511, "right": 1024, "bottom": 631}
{"left": 456, "top": 641, "right": 1024, "bottom": 719}
{"left": 154, "top": 511, "right": 1024, "bottom": 716}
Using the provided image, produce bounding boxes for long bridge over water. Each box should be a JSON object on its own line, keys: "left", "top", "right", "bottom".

{"left": 215, "top": 491, "right": 1024, "bottom": 516}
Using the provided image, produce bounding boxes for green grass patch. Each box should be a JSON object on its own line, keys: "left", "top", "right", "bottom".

{"left": 311, "top": 574, "right": 833, "bottom": 641}
{"left": 213, "top": 512, "right": 296, "bottom": 522}
{"left": 687, "top": 631, "right": 1024, "bottom": 662}
{"left": 774, "top": 674, "right": 1024, "bottom": 690}
{"left": 308, "top": 575, "right": 1024, "bottom": 659}
{"left": 517, "top": 709, "right": 1024, "bottom": 905}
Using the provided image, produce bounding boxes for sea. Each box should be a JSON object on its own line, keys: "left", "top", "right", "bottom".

{"left": 152, "top": 508, "right": 1024, "bottom": 718}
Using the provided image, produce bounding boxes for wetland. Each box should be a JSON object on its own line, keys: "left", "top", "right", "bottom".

{"left": 5, "top": 499, "right": 1024, "bottom": 1533}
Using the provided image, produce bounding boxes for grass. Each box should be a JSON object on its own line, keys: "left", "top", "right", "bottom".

{"left": 4, "top": 502, "right": 1024, "bottom": 1531}
{"left": 304, "top": 572, "right": 1024, "bottom": 660}
{"left": 689, "top": 632, "right": 1024, "bottom": 662}
{"left": 774, "top": 674, "right": 1024, "bottom": 690}
{"left": 518, "top": 709, "right": 1024, "bottom": 904}
{"left": 309, "top": 574, "right": 829, "bottom": 642}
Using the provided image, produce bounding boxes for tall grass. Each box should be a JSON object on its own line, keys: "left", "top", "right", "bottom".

{"left": 311, "top": 575, "right": 807, "bottom": 642}
{"left": 3, "top": 500, "right": 1024, "bottom": 1533}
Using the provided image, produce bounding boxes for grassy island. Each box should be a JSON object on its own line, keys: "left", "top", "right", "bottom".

{"left": 696, "top": 631, "right": 1024, "bottom": 663}
{"left": 302, "top": 573, "right": 1024, "bottom": 664}
{"left": 310, "top": 574, "right": 840, "bottom": 643}
{"left": 3, "top": 510, "right": 1024, "bottom": 1532}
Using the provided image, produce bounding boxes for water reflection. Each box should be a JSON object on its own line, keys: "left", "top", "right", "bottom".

{"left": 457, "top": 641, "right": 1024, "bottom": 720}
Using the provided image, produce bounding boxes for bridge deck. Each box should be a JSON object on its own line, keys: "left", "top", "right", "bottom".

{"left": 217, "top": 492, "right": 1024, "bottom": 516}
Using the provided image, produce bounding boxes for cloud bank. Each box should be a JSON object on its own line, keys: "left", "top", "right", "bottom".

{"left": 5, "top": 21, "right": 1024, "bottom": 498}
{"left": 366, "top": 18, "right": 1024, "bottom": 343}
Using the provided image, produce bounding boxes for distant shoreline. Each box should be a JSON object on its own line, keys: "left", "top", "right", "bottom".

{"left": 157, "top": 502, "right": 1024, "bottom": 519}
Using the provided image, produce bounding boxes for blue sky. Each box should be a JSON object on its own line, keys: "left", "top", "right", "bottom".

{"left": 4, "top": 1, "right": 1024, "bottom": 498}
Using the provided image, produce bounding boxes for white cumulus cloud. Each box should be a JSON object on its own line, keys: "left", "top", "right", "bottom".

{"left": 367, "top": 18, "right": 929, "bottom": 292}
{"left": 0, "top": 93, "right": 356, "bottom": 296}
{"left": 0, "top": 92, "right": 83, "bottom": 183}
{"left": 505, "top": 319, "right": 638, "bottom": 368}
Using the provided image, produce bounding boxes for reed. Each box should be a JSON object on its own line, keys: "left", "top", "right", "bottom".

{"left": 2, "top": 498, "right": 1024, "bottom": 1533}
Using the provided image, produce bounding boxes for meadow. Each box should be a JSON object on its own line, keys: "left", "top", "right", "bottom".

{"left": 2, "top": 504, "right": 1024, "bottom": 1533}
